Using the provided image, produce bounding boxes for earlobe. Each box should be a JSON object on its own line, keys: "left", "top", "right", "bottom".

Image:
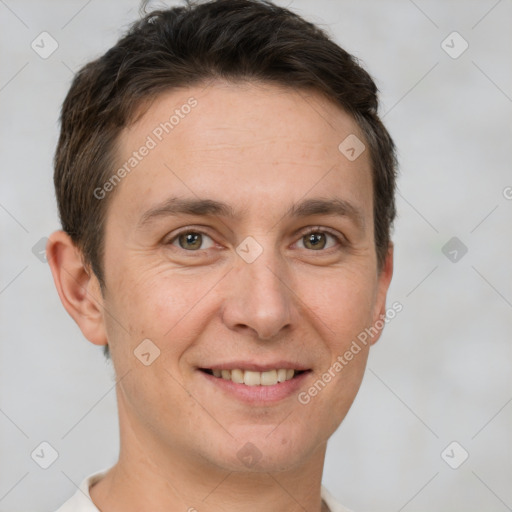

{"left": 370, "top": 243, "right": 394, "bottom": 346}
{"left": 46, "top": 230, "right": 108, "bottom": 347}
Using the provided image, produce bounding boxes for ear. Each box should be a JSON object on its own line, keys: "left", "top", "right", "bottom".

{"left": 369, "top": 243, "right": 394, "bottom": 346}
{"left": 46, "top": 230, "right": 108, "bottom": 347}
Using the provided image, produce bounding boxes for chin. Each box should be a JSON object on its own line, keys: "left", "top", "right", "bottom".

{"left": 210, "top": 427, "right": 321, "bottom": 474}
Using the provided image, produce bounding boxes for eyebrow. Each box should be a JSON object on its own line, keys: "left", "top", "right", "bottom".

{"left": 137, "top": 196, "right": 365, "bottom": 231}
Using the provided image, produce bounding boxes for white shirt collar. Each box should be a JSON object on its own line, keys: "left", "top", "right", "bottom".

{"left": 55, "top": 466, "right": 353, "bottom": 512}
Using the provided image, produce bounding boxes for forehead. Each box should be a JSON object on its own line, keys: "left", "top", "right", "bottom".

{"left": 124, "top": 81, "right": 358, "bottom": 143}
{"left": 111, "top": 80, "right": 372, "bottom": 224}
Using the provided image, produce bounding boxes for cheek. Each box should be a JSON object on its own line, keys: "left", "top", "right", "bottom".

{"left": 145, "top": 271, "right": 220, "bottom": 341}
{"left": 301, "top": 265, "right": 377, "bottom": 343}
{"left": 105, "top": 264, "right": 221, "bottom": 357}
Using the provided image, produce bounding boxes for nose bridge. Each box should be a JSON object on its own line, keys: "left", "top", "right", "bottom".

{"left": 224, "top": 235, "right": 293, "bottom": 339}
{"left": 244, "top": 245, "right": 286, "bottom": 303}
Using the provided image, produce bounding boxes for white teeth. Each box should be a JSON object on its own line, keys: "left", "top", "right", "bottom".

{"left": 260, "top": 369, "right": 278, "bottom": 386}
{"left": 277, "top": 368, "right": 288, "bottom": 383}
{"left": 231, "top": 369, "right": 244, "bottom": 384}
{"left": 244, "top": 371, "right": 261, "bottom": 386}
{"left": 210, "top": 368, "right": 299, "bottom": 386}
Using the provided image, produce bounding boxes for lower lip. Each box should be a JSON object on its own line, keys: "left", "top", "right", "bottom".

{"left": 198, "top": 370, "right": 311, "bottom": 405}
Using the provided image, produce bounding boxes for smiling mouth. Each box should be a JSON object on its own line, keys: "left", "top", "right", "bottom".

{"left": 199, "top": 368, "right": 309, "bottom": 386}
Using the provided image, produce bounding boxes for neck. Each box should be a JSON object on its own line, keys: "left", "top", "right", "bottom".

{"left": 90, "top": 394, "right": 328, "bottom": 512}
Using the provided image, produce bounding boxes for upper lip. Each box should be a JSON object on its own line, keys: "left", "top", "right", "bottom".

{"left": 198, "top": 361, "right": 311, "bottom": 372}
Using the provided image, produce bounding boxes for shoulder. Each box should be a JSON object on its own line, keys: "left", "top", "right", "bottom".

{"left": 53, "top": 467, "right": 112, "bottom": 512}
{"left": 321, "top": 485, "right": 354, "bottom": 512}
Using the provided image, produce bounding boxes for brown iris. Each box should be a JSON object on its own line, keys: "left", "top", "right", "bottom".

{"left": 303, "top": 232, "right": 327, "bottom": 250}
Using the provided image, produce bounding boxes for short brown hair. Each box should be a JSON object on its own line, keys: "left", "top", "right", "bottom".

{"left": 54, "top": 0, "right": 397, "bottom": 336}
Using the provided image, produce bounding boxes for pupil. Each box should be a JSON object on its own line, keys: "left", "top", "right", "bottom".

{"left": 180, "top": 232, "right": 201, "bottom": 249}
{"left": 307, "top": 232, "right": 325, "bottom": 249}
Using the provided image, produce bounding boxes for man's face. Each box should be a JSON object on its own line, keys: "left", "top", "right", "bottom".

{"left": 98, "top": 81, "right": 392, "bottom": 472}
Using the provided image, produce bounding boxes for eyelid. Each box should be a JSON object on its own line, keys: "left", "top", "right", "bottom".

{"left": 165, "top": 224, "right": 346, "bottom": 252}
{"left": 165, "top": 226, "right": 216, "bottom": 250}
{"left": 294, "top": 226, "right": 345, "bottom": 249}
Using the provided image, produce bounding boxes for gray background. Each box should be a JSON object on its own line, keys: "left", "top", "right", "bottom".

{"left": 1, "top": 1, "right": 511, "bottom": 511}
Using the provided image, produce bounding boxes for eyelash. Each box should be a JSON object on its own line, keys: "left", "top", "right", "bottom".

{"left": 165, "top": 226, "right": 345, "bottom": 254}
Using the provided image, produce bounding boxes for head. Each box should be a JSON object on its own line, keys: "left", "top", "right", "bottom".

{"left": 48, "top": 0, "right": 397, "bottom": 475}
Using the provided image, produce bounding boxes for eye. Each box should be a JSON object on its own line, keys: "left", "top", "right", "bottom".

{"left": 165, "top": 226, "right": 343, "bottom": 254}
{"left": 168, "top": 230, "right": 215, "bottom": 251}
{"left": 296, "top": 228, "right": 342, "bottom": 251}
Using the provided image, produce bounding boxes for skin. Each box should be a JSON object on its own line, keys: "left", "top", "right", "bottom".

{"left": 48, "top": 80, "right": 393, "bottom": 512}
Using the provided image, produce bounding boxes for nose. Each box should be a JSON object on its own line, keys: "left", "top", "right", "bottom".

{"left": 221, "top": 243, "right": 294, "bottom": 340}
